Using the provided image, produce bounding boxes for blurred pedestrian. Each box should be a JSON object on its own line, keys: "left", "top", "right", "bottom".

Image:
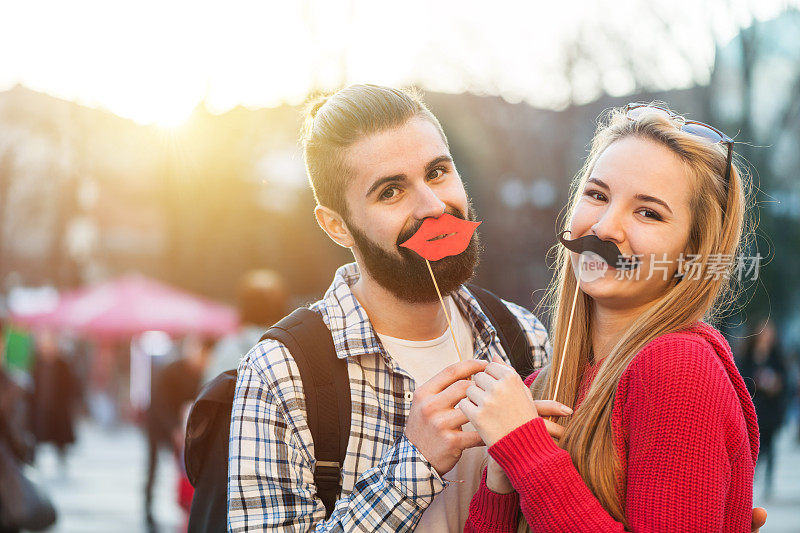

{"left": 202, "top": 269, "right": 288, "bottom": 384}
{"left": 30, "top": 331, "right": 80, "bottom": 468}
{"left": 174, "top": 403, "right": 194, "bottom": 531}
{"left": 143, "top": 335, "right": 212, "bottom": 531}
{"left": 1, "top": 339, "right": 57, "bottom": 532}
{"left": 739, "top": 318, "right": 788, "bottom": 499}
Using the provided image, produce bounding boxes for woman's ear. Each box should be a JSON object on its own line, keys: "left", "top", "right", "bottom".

{"left": 315, "top": 205, "right": 355, "bottom": 248}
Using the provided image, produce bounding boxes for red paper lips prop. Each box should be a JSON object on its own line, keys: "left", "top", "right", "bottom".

{"left": 399, "top": 213, "right": 482, "bottom": 261}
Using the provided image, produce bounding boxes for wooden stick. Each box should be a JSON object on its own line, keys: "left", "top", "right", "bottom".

{"left": 426, "top": 259, "right": 464, "bottom": 362}
{"left": 551, "top": 255, "right": 582, "bottom": 403}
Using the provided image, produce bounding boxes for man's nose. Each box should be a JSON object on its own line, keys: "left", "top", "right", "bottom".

{"left": 411, "top": 184, "right": 446, "bottom": 221}
{"left": 590, "top": 206, "right": 625, "bottom": 245}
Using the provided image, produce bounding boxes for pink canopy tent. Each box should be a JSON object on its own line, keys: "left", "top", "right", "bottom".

{"left": 11, "top": 274, "right": 238, "bottom": 340}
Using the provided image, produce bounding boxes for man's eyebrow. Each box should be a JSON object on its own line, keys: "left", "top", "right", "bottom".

{"left": 365, "top": 155, "right": 454, "bottom": 198}
{"left": 635, "top": 194, "right": 673, "bottom": 215}
{"left": 425, "top": 155, "right": 453, "bottom": 172}
{"left": 366, "top": 174, "right": 407, "bottom": 198}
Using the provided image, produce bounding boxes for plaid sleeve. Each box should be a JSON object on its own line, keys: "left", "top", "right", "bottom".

{"left": 227, "top": 340, "right": 444, "bottom": 532}
{"left": 502, "top": 300, "right": 551, "bottom": 373}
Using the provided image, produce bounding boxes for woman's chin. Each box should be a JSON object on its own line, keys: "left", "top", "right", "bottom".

{"left": 578, "top": 273, "right": 636, "bottom": 303}
{"left": 579, "top": 274, "right": 664, "bottom": 312}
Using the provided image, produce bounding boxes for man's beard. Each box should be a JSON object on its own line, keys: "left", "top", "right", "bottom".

{"left": 348, "top": 205, "right": 481, "bottom": 303}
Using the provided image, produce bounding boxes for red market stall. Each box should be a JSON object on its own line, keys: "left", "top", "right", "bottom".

{"left": 11, "top": 274, "right": 237, "bottom": 340}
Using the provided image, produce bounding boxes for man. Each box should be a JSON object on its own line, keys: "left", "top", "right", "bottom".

{"left": 227, "top": 84, "right": 549, "bottom": 531}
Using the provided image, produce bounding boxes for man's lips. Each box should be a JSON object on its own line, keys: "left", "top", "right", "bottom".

{"left": 427, "top": 232, "right": 457, "bottom": 241}
{"left": 399, "top": 213, "right": 482, "bottom": 261}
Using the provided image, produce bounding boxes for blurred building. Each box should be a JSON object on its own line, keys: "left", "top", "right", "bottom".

{"left": 1, "top": 10, "right": 798, "bottom": 323}
{"left": 709, "top": 9, "right": 800, "bottom": 323}
{"left": 0, "top": 85, "right": 163, "bottom": 288}
{"left": 0, "top": 82, "right": 711, "bottom": 314}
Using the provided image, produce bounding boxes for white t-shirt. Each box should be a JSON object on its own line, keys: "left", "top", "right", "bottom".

{"left": 376, "top": 297, "right": 486, "bottom": 533}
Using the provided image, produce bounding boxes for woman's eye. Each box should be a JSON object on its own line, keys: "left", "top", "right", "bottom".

{"left": 637, "top": 208, "right": 663, "bottom": 220}
{"left": 585, "top": 190, "right": 607, "bottom": 201}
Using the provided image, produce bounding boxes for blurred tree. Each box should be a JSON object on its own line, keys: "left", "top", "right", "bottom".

{"left": 709, "top": 7, "right": 800, "bottom": 324}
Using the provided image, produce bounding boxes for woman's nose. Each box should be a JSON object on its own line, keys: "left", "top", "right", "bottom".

{"left": 591, "top": 208, "right": 625, "bottom": 245}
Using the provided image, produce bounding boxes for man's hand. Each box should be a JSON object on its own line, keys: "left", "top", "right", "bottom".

{"left": 405, "top": 359, "right": 488, "bottom": 475}
{"left": 751, "top": 507, "right": 766, "bottom": 533}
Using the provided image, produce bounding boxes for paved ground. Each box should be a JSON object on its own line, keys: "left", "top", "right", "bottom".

{"left": 753, "top": 420, "right": 800, "bottom": 532}
{"left": 24, "top": 417, "right": 800, "bottom": 532}
{"left": 30, "top": 419, "right": 183, "bottom": 533}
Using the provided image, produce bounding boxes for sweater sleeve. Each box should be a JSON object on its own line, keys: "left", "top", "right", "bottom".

{"left": 523, "top": 370, "right": 540, "bottom": 388}
{"left": 463, "top": 468, "right": 521, "bottom": 533}
{"left": 478, "top": 336, "right": 746, "bottom": 532}
{"left": 463, "top": 371, "right": 541, "bottom": 532}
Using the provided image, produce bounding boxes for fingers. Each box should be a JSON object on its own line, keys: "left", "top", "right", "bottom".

{"left": 436, "top": 407, "right": 469, "bottom": 429}
{"left": 484, "top": 359, "right": 515, "bottom": 380}
{"left": 466, "top": 383, "right": 487, "bottom": 406}
{"left": 751, "top": 507, "right": 767, "bottom": 532}
{"left": 534, "top": 401, "right": 572, "bottom": 438}
{"left": 542, "top": 419, "right": 565, "bottom": 440}
{"left": 453, "top": 429, "right": 484, "bottom": 449}
{"left": 434, "top": 379, "right": 473, "bottom": 408}
{"left": 532, "top": 400, "right": 573, "bottom": 417}
{"left": 420, "top": 359, "right": 488, "bottom": 395}
{"left": 457, "top": 397, "right": 477, "bottom": 419}
{"left": 472, "top": 371, "right": 495, "bottom": 392}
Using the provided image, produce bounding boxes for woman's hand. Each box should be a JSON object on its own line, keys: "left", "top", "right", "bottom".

{"left": 486, "top": 456, "right": 514, "bottom": 494}
{"left": 458, "top": 356, "right": 572, "bottom": 447}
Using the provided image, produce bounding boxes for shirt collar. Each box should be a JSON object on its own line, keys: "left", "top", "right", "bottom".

{"left": 319, "top": 262, "right": 498, "bottom": 361}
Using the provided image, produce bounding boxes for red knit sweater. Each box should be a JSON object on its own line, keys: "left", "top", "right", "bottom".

{"left": 465, "top": 322, "right": 759, "bottom": 532}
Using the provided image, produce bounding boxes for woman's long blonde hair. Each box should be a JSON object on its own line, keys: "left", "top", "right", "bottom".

{"left": 525, "top": 105, "right": 750, "bottom": 528}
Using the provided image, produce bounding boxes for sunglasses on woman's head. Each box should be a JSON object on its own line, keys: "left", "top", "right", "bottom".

{"left": 625, "top": 103, "right": 734, "bottom": 184}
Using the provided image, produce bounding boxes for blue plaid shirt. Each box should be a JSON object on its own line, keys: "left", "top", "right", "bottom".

{"left": 228, "top": 263, "right": 550, "bottom": 531}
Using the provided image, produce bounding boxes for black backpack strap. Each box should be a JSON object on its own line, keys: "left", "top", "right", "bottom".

{"left": 466, "top": 284, "right": 534, "bottom": 377}
{"left": 260, "top": 307, "right": 351, "bottom": 518}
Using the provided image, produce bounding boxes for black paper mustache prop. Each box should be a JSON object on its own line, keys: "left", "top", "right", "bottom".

{"left": 546, "top": 231, "right": 641, "bottom": 412}
{"left": 558, "top": 231, "right": 640, "bottom": 270}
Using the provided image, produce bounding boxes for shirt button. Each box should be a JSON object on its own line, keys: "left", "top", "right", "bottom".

{"left": 404, "top": 391, "right": 413, "bottom": 402}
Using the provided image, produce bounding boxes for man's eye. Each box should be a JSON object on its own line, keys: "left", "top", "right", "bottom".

{"left": 380, "top": 186, "right": 399, "bottom": 200}
{"left": 428, "top": 168, "right": 445, "bottom": 180}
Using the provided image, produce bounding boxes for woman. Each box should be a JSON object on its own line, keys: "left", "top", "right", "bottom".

{"left": 458, "top": 104, "right": 760, "bottom": 532}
